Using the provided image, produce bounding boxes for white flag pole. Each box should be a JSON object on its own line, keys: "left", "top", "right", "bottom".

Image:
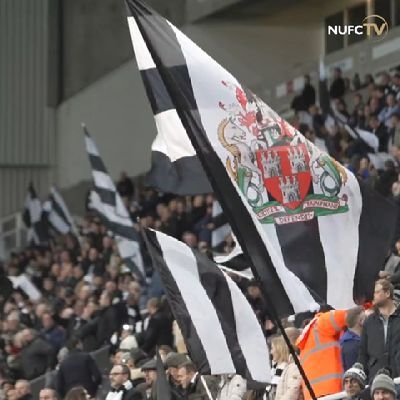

{"left": 200, "top": 376, "right": 214, "bottom": 400}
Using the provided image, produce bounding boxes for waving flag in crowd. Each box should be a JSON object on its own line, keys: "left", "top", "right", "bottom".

{"left": 43, "top": 186, "right": 79, "bottom": 238}
{"left": 83, "top": 125, "right": 145, "bottom": 281}
{"left": 126, "top": 0, "right": 397, "bottom": 317}
{"left": 145, "top": 228, "right": 271, "bottom": 383}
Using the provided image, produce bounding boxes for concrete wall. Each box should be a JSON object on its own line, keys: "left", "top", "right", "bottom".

{"left": 0, "top": 0, "right": 56, "bottom": 217}
{"left": 55, "top": 60, "right": 155, "bottom": 212}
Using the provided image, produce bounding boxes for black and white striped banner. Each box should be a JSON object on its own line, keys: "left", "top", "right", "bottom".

{"left": 22, "top": 184, "right": 49, "bottom": 246}
{"left": 126, "top": 14, "right": 211, "bottom": 195}
{"left": 145, "top": 228, "right": 271, "bottom": 383}
{"left": 211, "top": 200, "right": 230, "bottom": 249}
{"left": 43, "top": 186, "right": 78, "bottom": 237}
{"left": 126, "top": 0, "right": 397, "bottom": 317}
{"left": 83, "top": 126, "right": 145, "bottom": 281}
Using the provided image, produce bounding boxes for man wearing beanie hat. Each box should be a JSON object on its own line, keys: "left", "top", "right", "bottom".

{"left": 371, "top": 369, "right": 396, "bottom": 400}
{"left": 343, "top": 363, "right": 367, "bottom": 400}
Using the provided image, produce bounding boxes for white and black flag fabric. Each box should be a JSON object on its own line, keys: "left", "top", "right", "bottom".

{"left": 83, "top": 126, "right": 145, "bottom": 281}
{"left": 211, "top": 201, "right": 230, "bottom": 249}
{"left": 22, "top": 184, "right": 49, "bottom": 245}
{"left": 43, "top": 187, "right": 78, "bottom": 237}
{"left": 126, "top": 0, "right": 398, "bottom": 317}
{"left": 126, "top": 12, "right": 210, "bottom": 195}
{"left": 145, "top": 228, "right": 271, "bottom": 383}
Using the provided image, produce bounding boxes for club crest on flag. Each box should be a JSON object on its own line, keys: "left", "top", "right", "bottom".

{"left": 217, "top": 81, "right": 349, "bottom": 225}
{"left": 256, "top": 144, "right": 311, "bottom": 210}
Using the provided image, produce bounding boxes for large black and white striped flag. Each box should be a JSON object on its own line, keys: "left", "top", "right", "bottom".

{"left": 126, "top": 0, "right": 397, "bottom": 317}
{"left": 43, "top": 187, "right": 79, "bottom": 237}
{"left": 211, "top": 201, "right": 230, "bottom": 249}
{"left": 83, "top": 126, "right": 145, "bottom": 280}
{"left": 145, "top": 229, "right": 271, "bottom": 383}
{"left": 22, "top": 184, "right": 49, "bottom": 245}
{"left": 126, "top": 12, "right": 210, "bottom": 195}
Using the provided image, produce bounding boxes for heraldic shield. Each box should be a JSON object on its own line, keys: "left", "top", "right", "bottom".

{"left": 256, "top": 143, "right": 311, "bottom": 210}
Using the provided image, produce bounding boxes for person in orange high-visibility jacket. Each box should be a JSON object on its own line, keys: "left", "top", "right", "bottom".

{"left": 296, "top": 309, "right": 348, "bottom": 400}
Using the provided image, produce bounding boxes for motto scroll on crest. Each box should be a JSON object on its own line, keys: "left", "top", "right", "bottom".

{"left": 217, "top": 81, "right": 349, "bottom": 225}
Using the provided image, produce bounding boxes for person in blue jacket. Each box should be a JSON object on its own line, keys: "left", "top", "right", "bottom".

{"left": 340, "top": 306, "right": 366, "bottom": 371}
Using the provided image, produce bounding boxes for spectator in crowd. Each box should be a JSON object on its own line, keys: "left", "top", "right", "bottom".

{"left": 381, "top": 248, "right": 400, "bottom": 279}
{"left": 126, "top": 281, "right": 143, "bottom": 328}
{"left": 14, "top": 380, "right": 32, "bottom": 400}
{"left": 20, "top": 329, "right": 54, "bottom": 380}
{"left": 330, "top": 67, "right": 346, "bottom": 99}
{"left": 340, "top": 307, "right": 365, "bottom": 371}
{"left": 137, "top": 359, "right": 157, "bottom": 399}
{"left": 370, "top": 369, "right": 397, "bottom": 400}
{"left": 119, "top": 325, "right": 138, "bottom": 352}
{"left": 268, "top": 335, "right": 290, "bottom": 399}
{"left": 55, "top": 338, "right": 102, "bottom": 399}
{"left": 389, "top": 112, "right": 400, "bottom": 147}
{"left": 275, "top": 331, "right": 302, "bottom": 400}
{"left": 296, "top": 308, "right": 350, "bottom": 400}
{"left": 177, "top": 361, "right": 218, "bottom": 400}
{"left": 82, "top": 247, "right": 105, "bottom": 279}
{"left": 164, "top": 352, "right": 189, "bottom": 400}
{"left": 375, "top": 160, "right": 398, "bottom": 197}
{"left": 38, "top": 388, "right": 58, "bottom": 400}
{"left": 358, "top": 279, "right": 400, "bottom": 382}
{"left": 364, "top": 74, "right": 375, "bottom": 87}
{"left": 368, "top": 115, "right": 389, "bottom": 153}
{"left": 342, "top": 363, "right": 367, "bottom": 400}
{"left": 41, "top": 312, "right": 66, "bottom": 352}
{"left": 117, "top": 172, "right": 135, "bottom": 200}
{"left": 79, "top": 291, "right": 119, "bottom": 349}
{"left": 5, "top": 388, "right": 18, "bottom": 400}
{"left": 216, "top": 375, "right": 247, "bottom": 400}
{"left": 140, "top": 298, "right": 173, "bottom": 356}
{"left": 106, "top": 364, "right": 142, "bottom": 400}
{"left": 291, "top": 75, "right": 315, "bottom": 114}
{"left": 246, "top": 281, "right": 267, "bottom": 325}
{"left": 378, "top": 93, "right": 400, "bottom": 128}
{"left": 390, "top": 73, "right": 400, "bottom": 95}
{"left": 64, "top": 386, "right": 90, "bottom": 400}
{"left": 117, "top": 352, "right": 145, "bottom": 387}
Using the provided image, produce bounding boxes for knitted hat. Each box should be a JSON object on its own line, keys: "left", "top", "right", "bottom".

{"left": 371, "top": 369, "right": 396, "bottom": 397}
{"left": 343, "top": 363, "right": 367, "bottom": 389}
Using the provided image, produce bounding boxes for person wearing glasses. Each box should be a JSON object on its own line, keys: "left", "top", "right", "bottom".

{"left": 106, "top": 364, "right": 143, "bottom": 400}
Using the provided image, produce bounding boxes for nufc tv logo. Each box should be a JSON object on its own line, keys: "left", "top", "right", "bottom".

{"left": 328, "top": 14, "right": 389, "bottom": 41}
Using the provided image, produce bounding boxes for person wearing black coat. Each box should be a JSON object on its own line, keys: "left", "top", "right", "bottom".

{"left": 140, "top": 298, "right": 173, "bottom": 356}
{"left": 116, "top": 172, "right": 135, "bottom": 199}
{"left": 20, "top": 329, "right": 55, "bottom": 380}
{"left": 358, "top": 279, "right": 400, "bottom": 382}
{"left": 106, "top": 364, "right": 143, "bottom": 400}
{"left": 329, "top": 67, "right": 346, "bottom": 99}
{"left": 55, "top": 338, "right": 102, "bottom": 398}
{"left": 78, "top": 291, "right": 120, "bottom": 348}
{"left": 301, "top": 75, "right": 316, "bottom": 110}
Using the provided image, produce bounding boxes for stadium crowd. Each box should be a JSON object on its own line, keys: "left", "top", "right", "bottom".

{"left": 0, "top": 66, "right": 400, "bottom": 400}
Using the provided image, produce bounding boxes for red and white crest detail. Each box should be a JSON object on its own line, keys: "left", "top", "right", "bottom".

{"left": 256, "top": 143, "right": 311, "bottom": 209}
